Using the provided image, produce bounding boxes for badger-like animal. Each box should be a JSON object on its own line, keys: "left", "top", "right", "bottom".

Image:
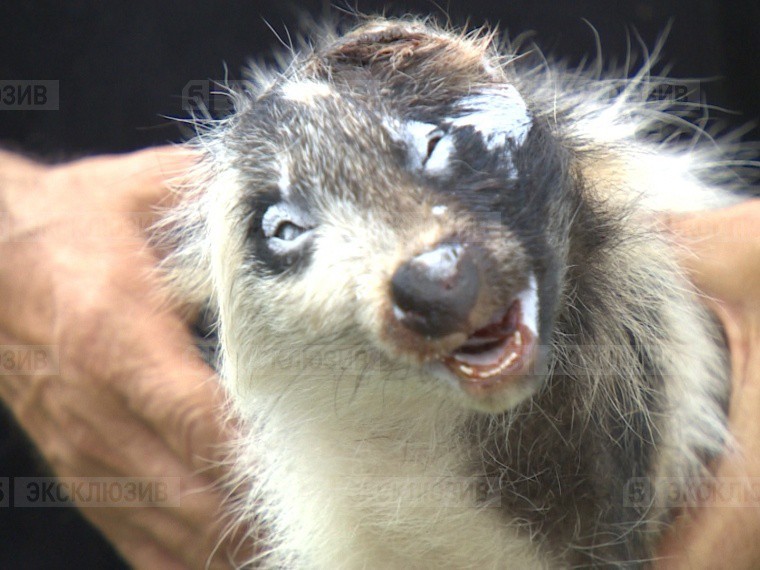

{"left": 161, "top": 17, "right": 743, "bottom": 568}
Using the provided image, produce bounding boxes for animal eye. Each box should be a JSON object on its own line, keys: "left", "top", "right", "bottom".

{"left": 402, "top": 122, "right": 450, "bottom": 172}
{"left": 261, "top": 202, "right": 315, "bottom": 257}
{"left": 422, "top": 129, "right": 453, "bottom": 174}
{"left": 273, "top": 221, "right": 306, "bottom": 241}
{"left": 425, "top": 134, "right": 443, "bottom": 163}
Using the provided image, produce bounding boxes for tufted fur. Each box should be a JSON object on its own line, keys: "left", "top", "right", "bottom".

{"left": 157, "top": 17, "right": 754, "bottom": 569}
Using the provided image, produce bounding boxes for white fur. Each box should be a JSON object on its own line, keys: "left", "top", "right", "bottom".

{"left": 278, "top": 159, "right": 291, "bottom": 198}
{"left": 403, "top": 120, "right": 440, "bottom": 169}
{"left": 450, "top": 86, "right": 532, "bottom": 150}
{"left": 517, "top": 274, "right": 539, "bottom": 338}
{"left": 282, "top": 80, "right": 335, "bottom": 105}
{"left": 424, "top": 135, "right": 456, "bottom": 175}
{"left": 411, "top": 244, "right": 463, "bottom": 281}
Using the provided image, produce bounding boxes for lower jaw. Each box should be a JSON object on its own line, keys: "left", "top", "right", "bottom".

{"left": 427, "top": 362, "right": 545, "bottom": 413}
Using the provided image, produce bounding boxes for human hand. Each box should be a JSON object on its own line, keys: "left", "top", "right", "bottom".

{"left": 0, "top": 148, "right": 244, "bottom": 569}
{"left": 657, "top": 200, "right": 760, "bottom": 569}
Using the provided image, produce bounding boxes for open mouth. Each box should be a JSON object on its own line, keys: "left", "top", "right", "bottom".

{"left": 442, "top": 285, "right": 538, "bottom": 397}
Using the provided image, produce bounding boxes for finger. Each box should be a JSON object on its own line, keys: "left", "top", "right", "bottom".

{"left": 32, "top": 379, "right": 243, "bottom": 566}
{"left": 79, "top": 483, "right": 237, "bottom": 570}
{"left": 40, "top": 239, "right": 230, "bottom": 478}
{"left": 85, "top": 502, "right": 239, "bottom": 570}
{"left": 109, "top": 313, "right": 235, "bottom": 478}
{"left": 87, "top": 514, "right": 189, "bottom": 570}
{"left": 655, "top": 487, "right": 760, "bottom": 570}
{"left": 56, "top": 146, "right": 201, "bottom": 211}
{"left": 0, "top": 348, "right": 239, "bottom": 568}
{"left": 117, "top": 145, "right": 202, "bottom": 211}
{"left": 664, "top": 200, "right": 760, "bottom": 306}
{"left": 130, "top": 356, "right": 234, "bottom": 479}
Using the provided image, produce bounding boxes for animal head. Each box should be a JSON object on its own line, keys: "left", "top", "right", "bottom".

{"left": 168, "top": 19, "right": 615, "bottom": 413}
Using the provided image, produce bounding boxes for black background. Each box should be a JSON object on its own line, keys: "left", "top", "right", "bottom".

{"left": 0, "top": 1, "right": 758, "bottom": 567}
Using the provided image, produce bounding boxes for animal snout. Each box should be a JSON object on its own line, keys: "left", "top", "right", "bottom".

{"left": 391, "top": 243, "right": 480, "bottom": 338}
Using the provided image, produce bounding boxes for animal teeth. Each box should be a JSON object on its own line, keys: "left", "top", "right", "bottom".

{"left": 486, "top": 351, "right": 518, "bottom": 377}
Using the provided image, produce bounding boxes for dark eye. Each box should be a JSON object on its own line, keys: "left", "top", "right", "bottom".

{"left": 273, "top": 221, "right": 306, "bottom": 241}
{"left": 426, "top": 134, "right": 442, "bottom": 162}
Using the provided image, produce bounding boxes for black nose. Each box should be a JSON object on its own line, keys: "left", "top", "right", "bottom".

{"left": 391, "top": 244, "right": 480, "bottom": 338}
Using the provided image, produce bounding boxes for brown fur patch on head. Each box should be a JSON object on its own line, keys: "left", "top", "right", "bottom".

{"left": 306, "top": 19, "right": 504, "bottom": 105}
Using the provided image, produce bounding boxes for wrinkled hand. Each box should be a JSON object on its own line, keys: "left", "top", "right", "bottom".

{"left": 0, "top": 148, "right": 244, "bottom": 569}
{"left": 658, "top": 201, "right": 760, "bottom": 569}
{"left": 3, "top": 146, "right": 758, "bottom": 570}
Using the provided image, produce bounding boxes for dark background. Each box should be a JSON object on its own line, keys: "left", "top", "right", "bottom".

{"left": 0, "top": 1, "right": 758, "bottom": 567}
